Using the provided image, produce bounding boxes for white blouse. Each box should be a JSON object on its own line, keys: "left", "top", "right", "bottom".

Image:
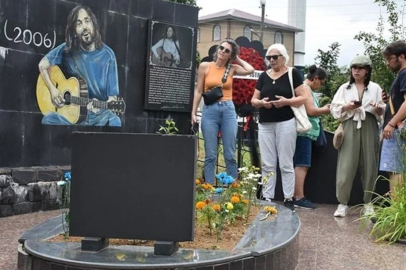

{"left": 331, "top": 81, "right": 385, "bottom": 128}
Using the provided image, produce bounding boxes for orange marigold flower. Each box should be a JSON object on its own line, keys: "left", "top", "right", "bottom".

{"left": 196, "top": 179, "right": 201, "bottom": 185}
{"left": 201, "top": 184, "right": 209, "bottom": 190}
{"left": 212, "top": 204, "right": 221, "bottom": 212}
{"left": 242, "top": 199, "right": 249, "bottom": 205}
{"left": 231, "top": 196, "right": 240, "bottom": 203}
{"left": 196, "top": 201, "right": 205, "bottom": 209}
{"left": 206, "top": 183, "right": 213, "bottom": 189}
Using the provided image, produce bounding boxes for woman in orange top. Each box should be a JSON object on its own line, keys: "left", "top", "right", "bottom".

{"left": 191, "top": 38, "right": 254, "bottom": 184}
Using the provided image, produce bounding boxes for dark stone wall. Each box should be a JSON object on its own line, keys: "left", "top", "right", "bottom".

{"left": 0, "top": 0, "right": 198, "bottom": 167}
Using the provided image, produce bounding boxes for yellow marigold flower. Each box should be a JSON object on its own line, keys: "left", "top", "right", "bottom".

{"left": 231, "top": 196, "right": 240, "bottom": 203}
{"left": 212, "top": 204, "right": 221, "bottom": 212}
{"left": 196, "top": 201, "right": 205, "bottom": 209}
{"left": 226, "top": 203, "right": 234, "bottom": 210}
{"left": 201, "top": 184, "right": 209, "bottom": 190}
{"left": 196, "top": 179, "right": 201, "bottom": 185}
{"left": 242, "top": 199, "right": 249, "bottom": 205}
{"left": 264, "top": 206, "right": 277, "bottom": 214}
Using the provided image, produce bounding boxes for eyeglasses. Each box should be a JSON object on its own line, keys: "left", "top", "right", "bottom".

{"left": 386, "top": 55, "right": 397, "bottom": 62}
{"left": 266, "top": 54, "right": 283, "bottom": 61}
{"left": 219, "top": 45, "right": 231, "bottom": 54}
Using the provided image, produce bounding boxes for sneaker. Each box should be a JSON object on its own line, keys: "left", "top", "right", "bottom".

{"left": 294, "top": 197, "right": 316, "bottom": 209}
{"left": 260, "top": 197, "right": 272, "bottom": 202}
{"left": 333, "top": 204, "right": 348, "bottom": 217}
{"left": 284, "top": 199, "right": 295, "bottom": 211}
{"left": 363, "top": 204, "right": 375, "bottom": 216}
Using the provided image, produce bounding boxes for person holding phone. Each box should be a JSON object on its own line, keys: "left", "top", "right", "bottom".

{"left": 330, "top": 55, "right": 385, "bottom": 217}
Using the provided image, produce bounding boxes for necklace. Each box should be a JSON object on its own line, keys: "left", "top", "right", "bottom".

{"left": 266, "top": 70, "right": 277, "bottom": 84}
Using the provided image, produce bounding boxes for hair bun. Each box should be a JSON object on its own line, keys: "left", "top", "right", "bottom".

{"left": 308, "top": 65, "right": 317, "bottom": 73}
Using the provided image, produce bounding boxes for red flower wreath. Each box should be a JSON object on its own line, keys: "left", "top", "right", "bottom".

{"left": 232, "top": 47, "right": 266, "bottom": 106}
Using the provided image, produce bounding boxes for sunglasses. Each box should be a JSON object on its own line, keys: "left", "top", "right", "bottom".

{"left": 351, "top": 65, "right": 366, "bottom": 70}
{"left": 266, "top": 54, "right": 282, "bottom": 61}
{"left": 219, "top": 45, "right": 231, "bottom": 54}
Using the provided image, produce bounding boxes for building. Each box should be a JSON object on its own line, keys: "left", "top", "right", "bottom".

{"left": 197, "top": 9, "right": 303, "bottom": 66}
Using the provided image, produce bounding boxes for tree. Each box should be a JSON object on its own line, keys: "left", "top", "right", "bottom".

{"left": 354, "top": 0, "right": 403, "bottom": 88}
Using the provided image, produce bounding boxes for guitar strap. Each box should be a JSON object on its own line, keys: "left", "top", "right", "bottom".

{"left": 173, "top": 39, "right": 182, "bottom": 62}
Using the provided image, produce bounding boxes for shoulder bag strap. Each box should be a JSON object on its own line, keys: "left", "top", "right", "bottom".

{"left": 287, "top": 67, "right": 295, "bottom": 97}
{"left": 389, "top": 96, "right": 396, "bottom": 116}
{"left": 221, "top": 63, "right": 231, "bottom": 86}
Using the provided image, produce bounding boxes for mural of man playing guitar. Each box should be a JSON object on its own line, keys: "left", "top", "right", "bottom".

{"left": 151, "top": 25, "right": 181, "bottom": 67}
{"left": 38, "top": 5, "right": 124, "bottom": 126}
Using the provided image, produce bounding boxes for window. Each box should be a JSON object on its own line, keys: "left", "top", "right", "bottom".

{"left": 213, "top": 25, "right": 221, "bottom": 41}
{"left": 274, "top": 31, "right": 283, "bottom": 44}
{"left": 243, "top": 26, "right": 252, "bottom": 41}
{"left": 197, "top": 28, "right": 200, "bottom": 43}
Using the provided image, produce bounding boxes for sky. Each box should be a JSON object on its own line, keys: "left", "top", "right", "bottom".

{"left": 196, "top": 0, "right": 406, "bottom": 67}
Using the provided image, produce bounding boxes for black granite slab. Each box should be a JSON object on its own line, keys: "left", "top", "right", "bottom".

{"left": 21, "top": 201, "right": 300, "bottom": 269}
{"left": 19, "top": 214, "right": 66, "bottom": 243}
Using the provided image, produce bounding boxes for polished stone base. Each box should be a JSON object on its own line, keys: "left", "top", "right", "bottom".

{"left": 18, "top": 201, "right": 300, "bottom": 270}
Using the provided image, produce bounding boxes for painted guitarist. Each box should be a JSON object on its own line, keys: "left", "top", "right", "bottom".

{"left": 38, "top": 5, "right": 121, "bottom": 126}
{"left": 151, "top": 25, "right": 181, "bottom": 67}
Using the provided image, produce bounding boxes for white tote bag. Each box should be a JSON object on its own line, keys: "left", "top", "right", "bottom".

{"left": 287, "top": 67, "right": 312, "bottom": 133}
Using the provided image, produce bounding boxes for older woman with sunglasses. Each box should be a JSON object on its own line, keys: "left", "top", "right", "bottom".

{"left": 331, "top": 55, "right": 384, "bottom": 218}
{"left": 191, "top": 39, "right": 254, "bottom": 184}
{"left": 251, "top": 44, "right": 307, "bottom": 211}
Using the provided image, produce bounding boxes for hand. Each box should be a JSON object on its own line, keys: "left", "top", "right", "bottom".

{"left": 382, "top": 91, "right": 389, "bottom": 104}
{"left": 322, "top": 104, "right": 331, "bottom": 113}
{"left": 191, "top": 114, "right": 198, "bottom": 124}
{"left": 261, "top": 97, "right": 273, "bottom": 109}
{"left": 270, "top": 95, "right": 288, "bottom": 108}
{"left": 50, "top": 87, "right": 64, "bottom": 108}
{"left": 107, "top": 96, "right": 117, "bottom": 103}
{"left": 383, "top": 124, "right": 395, "bottom": 140}
{"left": 345, "top": 100, "right": 362, "bottom": 111}
{"left": 87, "top": 99, "right": 100, "bottom": 113}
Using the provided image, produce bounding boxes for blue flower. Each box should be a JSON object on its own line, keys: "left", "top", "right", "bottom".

{"left": 64, "top": 172, "right": 71, "bottom": 181}
{"left": 214, "top": 188, "right": 223, "bottom": 194}
{"left": 216, "top": 172, "right": 234, "bottom": 185}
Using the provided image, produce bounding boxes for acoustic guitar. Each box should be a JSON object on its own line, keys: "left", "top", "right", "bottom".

{"left": 151, "top": 47, "right": 176, "bottom": 66}
{"left": 36, "top": 65, "right": 126, "bottom": 124}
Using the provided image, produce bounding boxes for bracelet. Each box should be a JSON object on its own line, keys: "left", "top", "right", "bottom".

{"left": 388, "top": 123, "right": 396, "bottom": 128}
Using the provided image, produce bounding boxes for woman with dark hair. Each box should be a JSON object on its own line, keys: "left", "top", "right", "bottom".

{"left": 293, "top": 65, "right": 330, "bottom": 209}
{"left": 331, "top": 55, "right": 385, "bottom": 217}
{"left": 251, "top": 44, "right": 308, "bottom": 211}
{"left": 191, "top": 38, "right": 254, "bottom": 184}
{"left": 151, "top": 26, "right": 181, "bottom": 67}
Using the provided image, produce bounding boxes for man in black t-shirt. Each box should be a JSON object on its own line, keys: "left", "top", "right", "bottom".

{"left": 380, "top": 40, "right": 406, "bottom": 192}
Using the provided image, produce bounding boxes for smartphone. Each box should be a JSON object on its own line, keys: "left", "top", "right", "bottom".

{"left": 354, "top": 100, "right": 362, "bottom": 105}
{"left": 191, "top": 122, "right": 199, "bottom": 134}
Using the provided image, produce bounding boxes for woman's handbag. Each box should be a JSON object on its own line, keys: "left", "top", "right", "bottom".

{"left": 287, "top": 67, "right": 312, "bottom": 133}
{"left": 313, "top": 121, "right": 327, "bottom": 155}
{"left": 202, "top": 64, "right": 231, "bottom": 106}
{"left": 333, "top": 123, "right": 344, "bottom": 150}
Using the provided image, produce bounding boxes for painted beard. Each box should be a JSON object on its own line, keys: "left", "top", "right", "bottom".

{"left": 79, "top": 30, "right": 94, "bottom": 46}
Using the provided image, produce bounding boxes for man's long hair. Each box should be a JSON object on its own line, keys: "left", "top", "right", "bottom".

{"left": 163, "top": 26, "right": 177, "bottom": 42}
{"left": 64, "top": 5, "right": 103, "bottom": 53}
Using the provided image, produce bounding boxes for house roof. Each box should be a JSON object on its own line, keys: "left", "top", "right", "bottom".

{"left": 199, "top": 9, "right": 303, "bottom": 33}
